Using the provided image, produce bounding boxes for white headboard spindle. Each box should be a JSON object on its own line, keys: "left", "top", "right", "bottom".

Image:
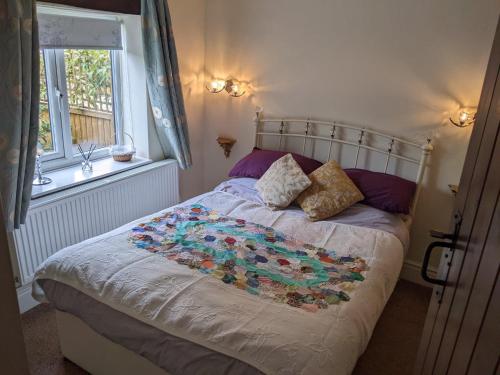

{"left": 253, "top": 108, "right": 433, "bottom": 214}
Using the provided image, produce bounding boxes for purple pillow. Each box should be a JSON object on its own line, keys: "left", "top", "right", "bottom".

{"left": 229, "top": 148, "right": 323, "bottom": 179}
{"left": 344, "top": 169, "right": 416, "bottom": 214}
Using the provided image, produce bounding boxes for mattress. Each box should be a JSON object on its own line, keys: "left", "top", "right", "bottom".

{"left": 33, "top": 181, "right": 408, "bottom": 375}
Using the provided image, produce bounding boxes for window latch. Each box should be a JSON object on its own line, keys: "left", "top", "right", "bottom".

{"left": 54, "top": 88, "right": 63, "bottom": 98}
{"left": 54, "top": 88, "right": 64, "bottom": 110}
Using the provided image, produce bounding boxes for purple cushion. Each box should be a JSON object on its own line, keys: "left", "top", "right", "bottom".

{"left": 229, "top": 148, "right": 323, "bottom": 179}
{"left": 344, "top": 169, "right": 416, "bottom": 214}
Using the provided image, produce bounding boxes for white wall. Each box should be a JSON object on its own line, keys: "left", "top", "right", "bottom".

{"left": 121, "top": 14, "right": 160, "bottom": 161}
{"left": 168, "top": 0, "right": 207, "bottom": 200}
{"left": 202, "top": 0, "right": 499, "bottom": 266}
{"left": 125, "top": 0, "right": 206, "bottom": 200}
{"left": 121, "top": 1, "right": 206, "bottom": 201}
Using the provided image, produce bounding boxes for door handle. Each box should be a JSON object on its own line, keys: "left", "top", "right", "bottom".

{"left": 429, "top": 230, "right": 455, "bottom": 240}
{"left": 421, "top": 212, "right": 462, "bottom": 286}
{"left": 421, "top": 241, "right": 452, "bottom": 286}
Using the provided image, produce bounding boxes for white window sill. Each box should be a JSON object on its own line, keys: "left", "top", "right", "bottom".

{"left": 31, "top": 156, "right": 152, "bottom": 199}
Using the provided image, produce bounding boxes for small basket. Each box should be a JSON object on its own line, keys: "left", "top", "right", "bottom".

{"left": 112, "top": 153, "right": 134, "bottom": 162}
{"left": 110, "top": 132, "right": 136, "bottom": 162}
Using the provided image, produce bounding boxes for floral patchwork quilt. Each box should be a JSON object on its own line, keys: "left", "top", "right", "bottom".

{"left": 129, "top": 204, "right": 368, "bottom": 313}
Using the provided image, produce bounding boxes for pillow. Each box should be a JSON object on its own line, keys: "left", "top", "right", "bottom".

{"left": 255, "top": 154, "right": 312, "bottom": 209}
{"left": 297, "top": 161, "right": 364, "bottom": 221}
{"left": 344, "top": 169, "right": 416, "bottom": 214}
{"left": 229, "top": 148, "right": 323, "bottom": 179}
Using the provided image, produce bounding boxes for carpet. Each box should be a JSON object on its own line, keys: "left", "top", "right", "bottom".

{"left": 22, "top": 279, "right": 431, "bottom": 374}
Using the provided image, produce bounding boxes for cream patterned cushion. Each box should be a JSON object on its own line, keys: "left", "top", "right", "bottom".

{"left": 256, "top": 154, "right": 312, "bottom": 209}
{"left": 296, "top": 160, "right": 364, "bottom": 221}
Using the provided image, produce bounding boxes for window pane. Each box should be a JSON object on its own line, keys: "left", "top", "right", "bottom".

{"left": 39, "top": 51, "right": 54, "bottom": 153}
{"left": 63, "top": 49, "right": 116, "bottom": 153}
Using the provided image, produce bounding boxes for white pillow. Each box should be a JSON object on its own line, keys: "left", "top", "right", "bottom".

{"left": 255, "top": 153, "right": 311, "bottom": 209}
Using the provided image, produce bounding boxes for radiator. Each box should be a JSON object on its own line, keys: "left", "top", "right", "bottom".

{"left": 12, "top": 160, "right": 179, "bottom": 286}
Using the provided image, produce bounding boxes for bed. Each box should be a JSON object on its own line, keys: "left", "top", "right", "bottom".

{"left": 32, "top": 111, "right": 433, "bottom": 375}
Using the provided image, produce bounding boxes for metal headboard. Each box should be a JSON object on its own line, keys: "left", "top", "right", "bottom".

{"left": 253, "top": 109, "right": 433, "bottom": 214}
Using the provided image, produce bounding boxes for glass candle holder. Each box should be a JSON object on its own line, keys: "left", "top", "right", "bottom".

{"left": 81, "top": 160, "right": 93, "bottom": 172}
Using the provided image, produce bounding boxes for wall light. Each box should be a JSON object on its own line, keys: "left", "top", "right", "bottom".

{"left": 449, "top": 109, "right": 476, "bottom": 128}
{"left": 224, "top": 79, "right": 246, "bottom": 97}
{"left": 206, "top": 78, "right": 246, "bottom": 97}
{"left": 206, "top": 79, "right": 226, "bottom": 94}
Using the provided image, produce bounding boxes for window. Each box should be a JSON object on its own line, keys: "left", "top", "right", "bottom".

{"left": 38, "top": 48, "right": 122, "bottom": 169}
{"left": 37, "top": 10, "right": 124, "bottom": 170}
{"left": 39, "top": 51, "right": 55, "bottom": 153}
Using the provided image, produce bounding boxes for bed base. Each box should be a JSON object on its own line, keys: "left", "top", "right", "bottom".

{"left": 56, "top": 310, "right": 170, "bottom": 375}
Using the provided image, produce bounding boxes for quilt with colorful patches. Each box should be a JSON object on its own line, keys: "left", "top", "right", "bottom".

{"left": 129, "top": 204, "right": 368, "bottom": 313}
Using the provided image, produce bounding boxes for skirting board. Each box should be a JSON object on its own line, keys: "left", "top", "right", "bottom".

{"left": 18, "top": 260, "right": 435, "bottom": 314}
{"left": 17, "top": 283, "right": 39, "bottom": 314}
{"left": 400, "top": 260, "right": 437, "bottom": 288}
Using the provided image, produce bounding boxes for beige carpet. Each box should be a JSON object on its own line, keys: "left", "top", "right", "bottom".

{"left": 22, "top": 279, "right": 431, "bottom": 375}
{"left": 352, "top": 280, "right": 431, "bottom": 374}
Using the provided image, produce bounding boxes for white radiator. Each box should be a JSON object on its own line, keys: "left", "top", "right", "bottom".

{"left": 11, "top": 160, "right": 179, "bottom": 286}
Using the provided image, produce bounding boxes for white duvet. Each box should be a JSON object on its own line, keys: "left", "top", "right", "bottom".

{"left": 34, "top": 190, "right": 404, "bottom": 375}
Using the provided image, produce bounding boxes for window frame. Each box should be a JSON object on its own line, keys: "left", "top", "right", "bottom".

{"left": 40, "top": 50, "right": 65, "bottom": 161}
{"left": 40, "top": 48, "right": 123, "bottom": 171}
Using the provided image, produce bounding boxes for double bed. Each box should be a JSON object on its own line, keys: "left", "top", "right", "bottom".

{"left": 32, "top": 112, "right": 433, "bottom": 375}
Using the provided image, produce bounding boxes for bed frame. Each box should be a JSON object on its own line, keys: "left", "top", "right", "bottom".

{"left": 56, "top": 111, "right": 434, "bottom": 374}
{"left": 253, "top": 109, "right": 433, "bottom": 213}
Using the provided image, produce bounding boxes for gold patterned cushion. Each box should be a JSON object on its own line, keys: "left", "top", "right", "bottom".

{"left": 296, "top": 160, "right": 364, "bottom": 221}
{"left": 256, "top": 154, "right": 312, "bottom": 209}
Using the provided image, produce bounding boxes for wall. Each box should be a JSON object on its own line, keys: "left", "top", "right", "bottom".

{"left": 170, "top": 0, "right": 207, "bottom": 200}
{"left": 0, "top": 204, "right": 29, "bottom": 372}
{"left": 123, "top": 0, "right": 207, "bottom": 201}
{"left": 119, "top": 14, "right": 154, "bottom": 162}
{"left": 202, "top": 0, "right": 499, "bottom": 267}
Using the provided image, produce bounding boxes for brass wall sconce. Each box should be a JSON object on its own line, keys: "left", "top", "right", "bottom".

{"left": 206, "top": 79, "right": 226, "bottom": 94}
{"left": 206, "top": 78, "right": 246, "bottom": 97}
{"left": 224, "top": 79, "right": 246, "bottom": 97}
{"left": 449, "top": 109, "right": 476, "bottom": 128}
{"left": 217, "top": 137, "right": 236, "bottom": 158}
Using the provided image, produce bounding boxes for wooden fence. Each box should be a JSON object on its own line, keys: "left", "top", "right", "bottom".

{"left": 39, "top": 108, "right": 115, "bottom": 149}
{"left": 70, "top": 108, "right": 115, "bottom": 147}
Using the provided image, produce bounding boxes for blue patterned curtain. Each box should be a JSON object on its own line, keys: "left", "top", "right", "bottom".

{"left": 141, "top": 0, "right": 192, "bottom": 169}
{"left": 0, "top": 0, "right": 39, "bottom": 231}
